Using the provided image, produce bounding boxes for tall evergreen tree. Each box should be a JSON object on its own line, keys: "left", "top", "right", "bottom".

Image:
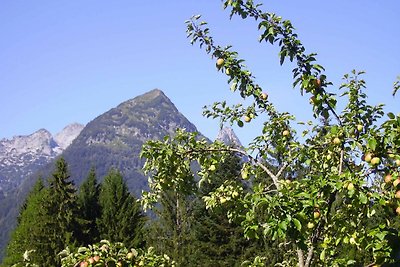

{"left": 77, "top": 167, "right": 101, "bottom": 246}
{"left": 2, "top": 178, "right": 49, "bottom": 266}
{"left": 145, "top": 188, "right": 195, "bottom": 266}
{"left": 97, "top": 169, "right": 145, "bottom": 248}
{"left": 40, "top": 157, "right": 81, "bottom": 266}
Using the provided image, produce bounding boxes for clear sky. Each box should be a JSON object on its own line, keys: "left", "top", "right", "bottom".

{"left": 1, "top": 1, "right": 399, "bottom": 145}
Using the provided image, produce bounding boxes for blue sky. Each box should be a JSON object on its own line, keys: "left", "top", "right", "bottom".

{"left": 1, "top": 1, "right": 399, "bottom": 145}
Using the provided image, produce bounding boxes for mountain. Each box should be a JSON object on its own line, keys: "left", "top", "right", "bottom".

{"left": 216, "top": 127, "right": 243, "bottom": 148}
{"left": 59, "top": 88, "right": 199, "bottom": 194}
{"left": 54, "top": 123, "right": 86, "bottom": 150}
{"left": 0, "top": 124, "right": 84, "bottom": 194}
{"left": 0, "top": 123, "right": 84, "bottom": 261}
{"left": 0, "top": 89, "right": 200, "bottom": 261}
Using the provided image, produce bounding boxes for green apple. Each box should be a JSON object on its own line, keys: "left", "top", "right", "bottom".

{"left": 347, "top": 182, "right": 355, "bottom": 191}
{"left": 313, "top": 211, "right": 321, "bottom": 219}
{"left": 357, "top": 124, "right": 363, "bottom": 131}
{"left": 241, "top": 169, "right": 249, "bottom": 180}
{"left": 127, "top": 252, "right": 134, "bottom": 259}
{"left": 371, "top": 157, "right": 380, "bottom": 165}
{"left": 393, "top": 178, "right": 400, "bottom": 187}
{"left": 307, "top": 222, "right": 315, "bottom": 229}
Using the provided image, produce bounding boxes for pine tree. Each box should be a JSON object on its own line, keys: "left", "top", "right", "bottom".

{"left": 97, "top": 169, "right": 145, "bottom": 248}
{"left": 77, "top": 167, "right": 101, "bottom": 246}
{"left": 2, "top": 178, "right": 49, "bottom": 266}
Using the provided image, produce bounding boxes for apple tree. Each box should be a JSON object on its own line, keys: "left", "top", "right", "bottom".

{"left": 141, "top": 1, "right": 400, "bottom": 266}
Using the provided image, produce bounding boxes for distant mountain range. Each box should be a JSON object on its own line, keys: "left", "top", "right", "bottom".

{"left": 0, "top": 89, "right": 241, "bottom": 261}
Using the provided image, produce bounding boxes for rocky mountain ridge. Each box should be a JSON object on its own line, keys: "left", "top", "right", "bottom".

{"left": 0, "top": 123, "right": 84, "bottom": 193}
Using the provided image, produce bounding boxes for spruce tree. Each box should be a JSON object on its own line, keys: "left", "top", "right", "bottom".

{"left": 77, "top": 167, "right": 101, "bottom": 246}
{"left": 2, "top": 178, "right": 49, "bottom": 266}
{"left": 41, "top": 157, "right": 81, "bottom": 266}
{"left": 145, "top": 188, "right": 195, "bottom": 266}
{"left": 97, "top": 169, "right": 145, "bottom": 248}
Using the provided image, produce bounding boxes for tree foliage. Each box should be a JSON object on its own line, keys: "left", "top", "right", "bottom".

{"left": 97, "top": 169, "right": 146, "bottom": 249}
{"left": 141, "top": 1, "right": 400, "bottom": 266}
{"left": 2, "top": 179, "right": 48, "bottom": 266}
{"left": 78, "top": 167, "right": 101, "bottom": 246}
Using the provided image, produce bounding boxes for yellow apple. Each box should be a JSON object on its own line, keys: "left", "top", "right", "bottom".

{"left": 357, "top": 124, "right": 363, "bottom": 131}
{"left": 393, "top": 178, "right": 400, "bottom": 187}
{"left": 333, "top": 137, "right": 341, "bottom": 145}
{"left": 307, "top": 222, "right": 315, "bottom": 229}
{"left": 216, "top": 58, "right": 224, "bottom": 68}
{"left": 395, "top": 190, "right": 400, "bottom": 199}
{"left": 282, "top": 130, "right": 290, "bottom": 136}
{"left": 261, "top": 92, "right": 268, "bottom": 100}
{"left": 364, "top": 152, "right": 372, "bottom": 163}
{"left": 396, "top": 159, "right": 400, "bottom": 166}
{"left": 244, "top": 116, "right": 251, "bottom": 123}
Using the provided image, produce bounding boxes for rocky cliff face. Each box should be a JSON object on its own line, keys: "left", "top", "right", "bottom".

{"left": 216, "top": 127, "right": 243, "bottom": 147}
{"left": 54, "top": 123, "right": 85, "bottom": 150}
{"left": 0, "top": 124, "right": 83, "bottom": 193}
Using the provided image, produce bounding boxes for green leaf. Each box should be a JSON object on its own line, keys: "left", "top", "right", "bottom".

{"left": 320, "top": 249, "right": 326, "bottom": 261}
{"left": 368, "top": 137, "right": 377, "bottom": 151}
{"left": 388, "top": 112, "right": 395, "bottom": 119}
{"left": 359, "top": 192, "right": 368, "bottom": 204}
{"left": 293, "top": 218, "right": 301, "bottom": 231}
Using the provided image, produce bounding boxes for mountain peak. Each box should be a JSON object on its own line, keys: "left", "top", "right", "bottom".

{"left": 216, "top": 127, "right": 242, "bottom": 147}
{"left": 54, "top": 123, "right": 85, "bottom": 150}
